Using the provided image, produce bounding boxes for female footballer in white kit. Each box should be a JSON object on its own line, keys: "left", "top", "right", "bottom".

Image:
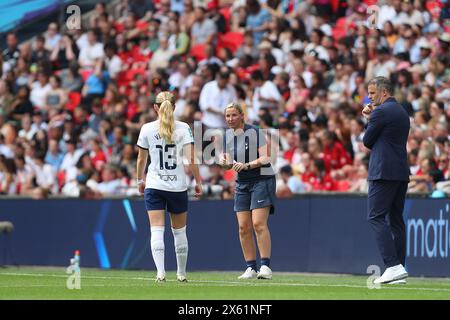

{"left": 136, "top": 91, "right": 202, "bottom": 282}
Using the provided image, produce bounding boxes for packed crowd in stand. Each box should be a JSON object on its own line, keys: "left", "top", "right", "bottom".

{"left": 0, "top": 0, "right": 449, "bottom": 199}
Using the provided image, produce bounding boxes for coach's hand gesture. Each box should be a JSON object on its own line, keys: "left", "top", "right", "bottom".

{"left": 362, "top": 103, "right": 374, "bottom": 120}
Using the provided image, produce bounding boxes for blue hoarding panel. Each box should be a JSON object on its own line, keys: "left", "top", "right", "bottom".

{"left": 0, "top": 197, "right": 449, "bottom": 277}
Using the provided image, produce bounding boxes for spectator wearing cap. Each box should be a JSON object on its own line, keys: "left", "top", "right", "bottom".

{"left": 199, "top": 69, "right": 237, "bottom": 129}
{"left": 258, "top": 40, "right": 284, "bottom": 68}
{"left": 417, "top": 39, "right": 432, "bottom": 70}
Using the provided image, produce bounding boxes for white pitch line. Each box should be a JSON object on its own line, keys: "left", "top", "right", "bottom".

{"left": 2, "top": 272, "right": 450, "bottom": 293}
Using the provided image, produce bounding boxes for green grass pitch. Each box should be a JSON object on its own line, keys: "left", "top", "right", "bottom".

{"left": 0, "top": 267, "right": 450, "bottom": 300}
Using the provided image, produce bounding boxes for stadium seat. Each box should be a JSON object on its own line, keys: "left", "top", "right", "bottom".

{"left": 114, "top": 22, "right": 125, "bottom": 33}
{"left": 217, "top": 32, "right": 244, "bottom": 54}
{"left": 190, "top": 44, "right": 207, "bottom": 62}
{"left": 332, "top": 17, "right": 350, "bottom": 41}
{"left": 363, "top": 0, "right": 378, "bottom": 5}
{"left": 65, "top": 92, "right": 81, "bottom": 111}
{"left": 80, "top": 69, "right": 93, "bottom": 82}
{"left": 136, "top": 20, "right": 149, "bottom": 31}
{"left": 336, "top": 180, "right": 350, "bottom": 192}
{"left": 57, "top": 171, "right": 66, "bottom": 189}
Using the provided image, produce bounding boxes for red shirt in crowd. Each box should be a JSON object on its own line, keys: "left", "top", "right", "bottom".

{"left": 301, "top": 171, "right": 338, "bottom": 191}
{"left": 322, "top": 141, "right": 352, "bottom": 171}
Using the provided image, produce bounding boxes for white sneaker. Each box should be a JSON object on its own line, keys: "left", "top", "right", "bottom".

{"left": 373, "top": 264, "right": 408, "bottom": 284}
{"left": 387, "top": 279, "right": 407, "bottom": 285}
{"left": 177, "top": 275, "right": 188, "bottom": 282}
{"left": 238, "top": 267, "right": 257, "bottom": 279}
{"left": 257, "top": 265, "right": 272, "bottom": 280}
{"left": 155, "top": 276, "right": 166, "bottom": 283}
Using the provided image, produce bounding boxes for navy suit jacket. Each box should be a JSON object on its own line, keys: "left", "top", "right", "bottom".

{"left": 363, "top": 97, "right": 410, "bottom": 181}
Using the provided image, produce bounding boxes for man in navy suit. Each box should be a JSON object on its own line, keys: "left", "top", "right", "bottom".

{"left": 363, "top": 77, "right": 410, "bottom": 285}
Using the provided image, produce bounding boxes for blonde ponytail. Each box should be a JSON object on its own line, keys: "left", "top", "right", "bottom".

{"left": 156, "top": 91, "right": 175, "bottom": 143}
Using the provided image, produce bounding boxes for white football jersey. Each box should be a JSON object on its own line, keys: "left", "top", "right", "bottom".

{"left": 137, "top": 120, "right": 194, "bottom": 191}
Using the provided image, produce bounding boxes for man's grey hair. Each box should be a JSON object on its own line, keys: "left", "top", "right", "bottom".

{"left": 367, "top": 77, "right": 394, "bottom": 95}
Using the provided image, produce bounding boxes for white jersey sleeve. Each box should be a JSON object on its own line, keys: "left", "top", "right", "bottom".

{"left": 137, "top": 120, "right": 193, "bottom": 192}
{"left": 137, "top": 123, "right": 150, "bottom": 149}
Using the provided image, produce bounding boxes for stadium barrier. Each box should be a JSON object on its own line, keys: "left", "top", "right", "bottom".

{"left": 0, "top": 196, "right": 449, "bottom": 277}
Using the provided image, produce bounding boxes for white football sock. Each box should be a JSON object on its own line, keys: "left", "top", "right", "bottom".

{"left": 172, "top": 226, "right": 188, "bottom": 277}
{"left": 150, "top": 226, "right": 165, "bottom": 278}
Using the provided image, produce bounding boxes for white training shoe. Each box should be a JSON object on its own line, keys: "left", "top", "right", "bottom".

{"left": 155, "top": 276, "right": 166, "bottom": 283}
{"left": 373, "top": 264, "right": 408, "bottom": 284}
{"left": 177, "top": 275, "right": 188, "bottom": 282}
{"left": 238, "top": 267, "right": 257, "bottom": 279}
{"left": 387, "top": 279, "right": 407, "bottom": 285}
{"left": 257, "top": 265, "right": 273, "bottom": 280}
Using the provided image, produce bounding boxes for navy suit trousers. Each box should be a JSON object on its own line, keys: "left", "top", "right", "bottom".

{"left": 367, "top": 180, "right": 408, "bottom": 268}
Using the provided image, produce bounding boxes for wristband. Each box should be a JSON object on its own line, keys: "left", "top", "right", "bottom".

{"left": 137, "top": 179, "right": 145, "bottom": 185}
